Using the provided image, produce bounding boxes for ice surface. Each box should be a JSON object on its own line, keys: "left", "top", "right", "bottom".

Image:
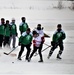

{"left": 0, "top": 0, "right": 74, "bottom": 75}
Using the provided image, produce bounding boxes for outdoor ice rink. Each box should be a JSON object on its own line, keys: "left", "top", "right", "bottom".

{"left": 0, "top": 0, "right": 74, "bottom": 75}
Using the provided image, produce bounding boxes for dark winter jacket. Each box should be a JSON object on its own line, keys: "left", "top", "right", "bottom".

{"left": 10, "top": 23, "right": 17, "bottom": 35}
{"left": 0, "top": 24, "right": 5, "bottom": 35}
{"left": 4, "top": 24, "right": 11, "bottom": 37}
{"left": 19, "top": 22, "right": 28, "bottom": 34}
{"left": 52, "top": 29, "right": 66, "bottom": 43}
{"left": 19, "top": 32, "right": 33, "bottom": 45}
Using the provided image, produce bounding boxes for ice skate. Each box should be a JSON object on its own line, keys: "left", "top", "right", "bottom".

{"left": 47, "top": 55, "right": 51, "bottom": 59}
{"left": 17, "top": 57, "right": 22, "bottom": 60}
{"left": 38, "top": 59, "right": 43, "bottom": 62}
{"left": 57, "top": 55, "right": 62, "bottom": 60}
{"left": 28, "top": 58, "right": 31, "bottom": 62}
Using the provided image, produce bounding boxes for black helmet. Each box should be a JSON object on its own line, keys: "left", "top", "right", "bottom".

{"left": 32, "top": 31, "right": 38, "bottom": 35}
{"left": 37, "top": 24, "right": 41, "bottom": 30}
{"left": 27, "top": 28, "right": 31, "bottom": 32}
{"left": 21, "top": 17, "right": 26, "bottom": 20}
{"left": 6, "top": 20, "right": 9, "bottom": 23}
{"left": 37, "top": 24, "right": 41, "bottom": 27}
{"left": 57, "top": 24, "right": 62, "bottom": 28}
{"left": 1, "top": 18, "right": 5, "bottom": 21}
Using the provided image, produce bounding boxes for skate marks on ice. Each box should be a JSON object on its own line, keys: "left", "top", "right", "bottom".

{"left": 14, "top": 57, "right": 74, "bottom": 65}
{"left": 24, "top": 59, "right": 74, "bottom": 64}
{"left": 46, "top": 59, "right": 74, "bottom": 64}
{"left": 10, "top": 53, "right": 17, "bottom": 57}
{"left": 3, "top": 46, "right": 20, "bottom": 57}
{"left": 1, "top": 53, "right": 74, "bottom": 65}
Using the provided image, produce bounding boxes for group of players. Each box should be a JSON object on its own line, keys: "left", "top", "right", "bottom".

{"left": 0, "top": 17, "right": 66, "bottom": 62}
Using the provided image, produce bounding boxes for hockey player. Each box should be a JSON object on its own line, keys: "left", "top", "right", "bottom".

{"left": 28, "top": 31, "right": 45, "bottom": 62}
{"left": 0, "top": 18, "right": 5, "bottom": 48}
{"left": 3, "top": 20, "right": 11, "bottom": 47}
{"left": 19, "top": 17, "right": 29, "bottom": 35}
{"left": 9, "top": 18, "right": 17, "bottom": 48}
{"left": 34, "top": 24, "right": 44, "bottom": 37}
{"left": 34, "top": 24, "right": 50, "bottom": 38}
{"left": 17, "top": 28, "right": 33, "bottom": 61}
{"left": 47, "top": 24, "right": 66, "bottom": 59}
{"left": 33, "top": 24, "right": 44, "bottom": 50}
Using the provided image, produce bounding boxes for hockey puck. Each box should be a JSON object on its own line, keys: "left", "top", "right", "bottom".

{"left": 12, "top": 62, "right": 14, "bottom": 63}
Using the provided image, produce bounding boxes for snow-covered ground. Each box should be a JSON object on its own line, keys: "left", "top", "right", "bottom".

{"left": 0, "top": 0, "right": 74, "bottom": 75}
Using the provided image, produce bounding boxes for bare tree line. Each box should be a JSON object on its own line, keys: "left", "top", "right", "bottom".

{"left": 0, "top": 0, "right": 74, "bottom": 10}
{"left": 57, "top": 0, "right": 74, "bottom": 9}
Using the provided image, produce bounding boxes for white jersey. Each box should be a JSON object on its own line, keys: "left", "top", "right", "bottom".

{"left": 33, "top": 35, "right": 42, "bottom": 47}
{"left": 34, "top": 29, "right": 44, "bottom": 37}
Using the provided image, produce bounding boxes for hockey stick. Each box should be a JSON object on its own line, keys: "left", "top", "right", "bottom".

{"left": 44, "top": 43, "right": 50, "bottom": 47}
{"left": 34, "top": 45, "right": 51, "bottom": 57}
{"left": 21, "top": 45, "right": 51, "bottom": 58}
{"left": 44, "top": 33, "right": 50, "bottom": 38}
{"left": 3, "top": 46, "right": 18, "bottom": 55}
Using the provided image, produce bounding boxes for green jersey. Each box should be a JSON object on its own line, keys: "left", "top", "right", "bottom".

{"left": 52, "top": 30, "right": 66, "bottom": 43}
{"left": 10, "top": 23, "right": 17, "bottom": 35}
{"left": 0, "top": 24, "right": 5, "bottom": 35}
{"left": 19, "top": 32, "right": 32, "bottom": 45}
{"left": 5, "top": 24, "right": 11, "bottom": 37}
{"left": 19, "top": 22, "right": 28, "bottom": 34}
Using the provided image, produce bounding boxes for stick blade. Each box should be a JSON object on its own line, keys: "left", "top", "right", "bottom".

{"left": 3, "top": 52, "right": 8, "bottom": 55}
{"left": 44, "top": 33, "right": 50, "bottom": 38}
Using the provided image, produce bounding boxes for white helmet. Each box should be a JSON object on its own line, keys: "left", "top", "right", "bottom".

{"left": 12, "top": 18, "right": 15, "bottom": 21}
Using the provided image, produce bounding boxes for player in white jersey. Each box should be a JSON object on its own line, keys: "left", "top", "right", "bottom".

{"left": 28, "top": 31, "right": 45, "bottom": 62}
